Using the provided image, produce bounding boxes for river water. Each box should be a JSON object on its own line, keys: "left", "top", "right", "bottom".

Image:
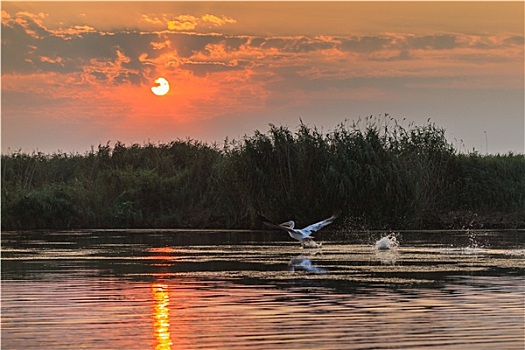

{"left": 2, "top": 229, "right": 524, "bottom": 349}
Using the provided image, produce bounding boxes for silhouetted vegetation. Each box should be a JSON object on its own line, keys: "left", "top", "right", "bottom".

{"left": 2, "top": 116, "right": 524, "bottom": 230}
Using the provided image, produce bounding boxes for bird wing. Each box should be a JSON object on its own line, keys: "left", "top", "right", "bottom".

{"left": 259, "top": 213, "right": 296, "bottom": 234}
{"left": 301, "top": 209, "right": 342, "bottom": 234}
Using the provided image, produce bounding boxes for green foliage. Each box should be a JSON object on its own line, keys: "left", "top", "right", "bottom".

{"left": 225, "top": 117, "right": 463, "bottom": 229}
{"left": 456, "top": 153, "right": 525, "bottom": 210}
{"left": 2, "top": 117, "right": 523, "bottom": 230}
{"left": 2, "top": 184, "right": 84, "bottom": 229}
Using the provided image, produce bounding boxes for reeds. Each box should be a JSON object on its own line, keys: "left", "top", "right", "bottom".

{"left": 2, "top": 117, "right": 523, "bottom": 230}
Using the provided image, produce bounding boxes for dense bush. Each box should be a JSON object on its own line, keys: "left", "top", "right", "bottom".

{"left": 456, "top": 153, "right": 525, "bottom": 211}
{"left": 2, "top": 117, "right": 524, "bottom": 230}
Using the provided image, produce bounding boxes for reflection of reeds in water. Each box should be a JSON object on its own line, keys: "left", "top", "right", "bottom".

{"left": 151, "top": 283, "right": 172, "bottom": 350}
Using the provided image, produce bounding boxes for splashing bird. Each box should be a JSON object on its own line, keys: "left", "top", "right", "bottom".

{"left": 375, "top": 233, "right": 399, "bottom": 250}
{"left": 261, "top": 210, "right": 341, "bottom": 247}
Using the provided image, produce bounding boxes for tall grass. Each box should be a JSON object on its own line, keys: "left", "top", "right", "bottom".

{"left": 2, "top": 117, "right": 523, "bottom": 230}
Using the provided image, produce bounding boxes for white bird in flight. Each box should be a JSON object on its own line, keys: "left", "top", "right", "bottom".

{"left": 261, "top": 210, "right": 342, "bottom": 246}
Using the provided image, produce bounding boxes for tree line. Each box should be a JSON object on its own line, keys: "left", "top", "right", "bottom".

{"left": 2, "top": 116, "right": 524, "bottom": 230}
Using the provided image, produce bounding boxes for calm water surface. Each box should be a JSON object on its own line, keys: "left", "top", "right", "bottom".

{"left": 2, "top": 229, "right": 524, "bottom": 349}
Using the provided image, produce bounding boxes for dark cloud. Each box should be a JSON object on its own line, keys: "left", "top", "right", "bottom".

{"left": 247, "top": 37, "right": 265, "bottom": 47}
{"left": 292, "top": 37, "right": 334, "bottom": 53}
{"left": 407, "top": 35, "right": 456, "bottom": 50}
{"left": 368, "top": 49, "right": 412, "bottom": 62}
{"left": 182, "top": 60, "right": 248, "bottom": 76}
{"left": 255, "top": 36, "right": 334, "bottom": 53}
{"left": 260, "top": 37, "right": 287, "bottom": 50}
{"left": 1, "top": 16, "right": 43, "bottom": 73}
{"left": 171, "top": 32, "right": 224, "bottom": 57}
{"left": 340, "top": 36, "right": 392, "bottom": 52}
{"left": 2, "top": 9, "right": 520, "bottom": 92}
{"left": 223, "top": 35, "right": 249, "bottom": 51}
{"left": 2, "top": 13, "right": 155, "bottom": 84}
{"left": 504, "top": 35, "right": 524, "bottom": 46}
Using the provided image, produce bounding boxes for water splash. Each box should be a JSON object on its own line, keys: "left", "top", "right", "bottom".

{"left": 373, "top": 233, "right": 400, "bottom": 265}
{"left": 375, "top": 233, "right": 400, "bottom": 250}
{"left": 467, "top": 229, "right": 483, "bottom": 249}
{"left": 440, "top": 229, "right": 486, "bottom": 255}
{"left": 302, "top": 238, "right": 322, "bottom": 249}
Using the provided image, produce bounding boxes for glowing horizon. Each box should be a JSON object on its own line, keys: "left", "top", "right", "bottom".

{"left": 2, "top": 2, "right": 524, "bottom": 155}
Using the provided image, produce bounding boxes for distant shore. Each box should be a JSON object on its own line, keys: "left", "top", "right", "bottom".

{"left": 2, "top": 118, "right": 524, "bottom": 231}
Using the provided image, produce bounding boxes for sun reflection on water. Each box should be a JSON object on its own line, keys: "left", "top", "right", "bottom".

{"left": 151, "top": 283, "right": 173, "bottom": 350}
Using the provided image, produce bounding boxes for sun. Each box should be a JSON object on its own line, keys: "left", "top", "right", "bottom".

{"left": 151, "top": 77, "right": 170, "bottom": 96}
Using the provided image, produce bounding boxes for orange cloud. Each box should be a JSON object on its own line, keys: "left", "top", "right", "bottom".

{"left": 202, "top": 14, "right": 236, "bottom": 26}
{"left": 166, "top": 13, "right": 236, "bottom": 32}
{"left": 52, "top": 25, "right": 96, "bottom": 39}
{"left": 141, "top": 14, "right": 163, "bottom": 25}
{"left": 167, "top": 15, "right": 198, "bottom": 31}
{"left": 2, "top": 7, "right": 523, "bottom": 156}
{"left": 9, "top": 11, "right": 47, "bottom": 39}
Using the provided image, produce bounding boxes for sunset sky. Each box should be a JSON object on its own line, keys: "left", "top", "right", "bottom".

{"left": 2, "top": 1, "right": 524, "bottom": 154}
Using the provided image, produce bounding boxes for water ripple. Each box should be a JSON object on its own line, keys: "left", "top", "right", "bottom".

{"left": 2, "top": 230, "right": 524, "bottom": 349}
